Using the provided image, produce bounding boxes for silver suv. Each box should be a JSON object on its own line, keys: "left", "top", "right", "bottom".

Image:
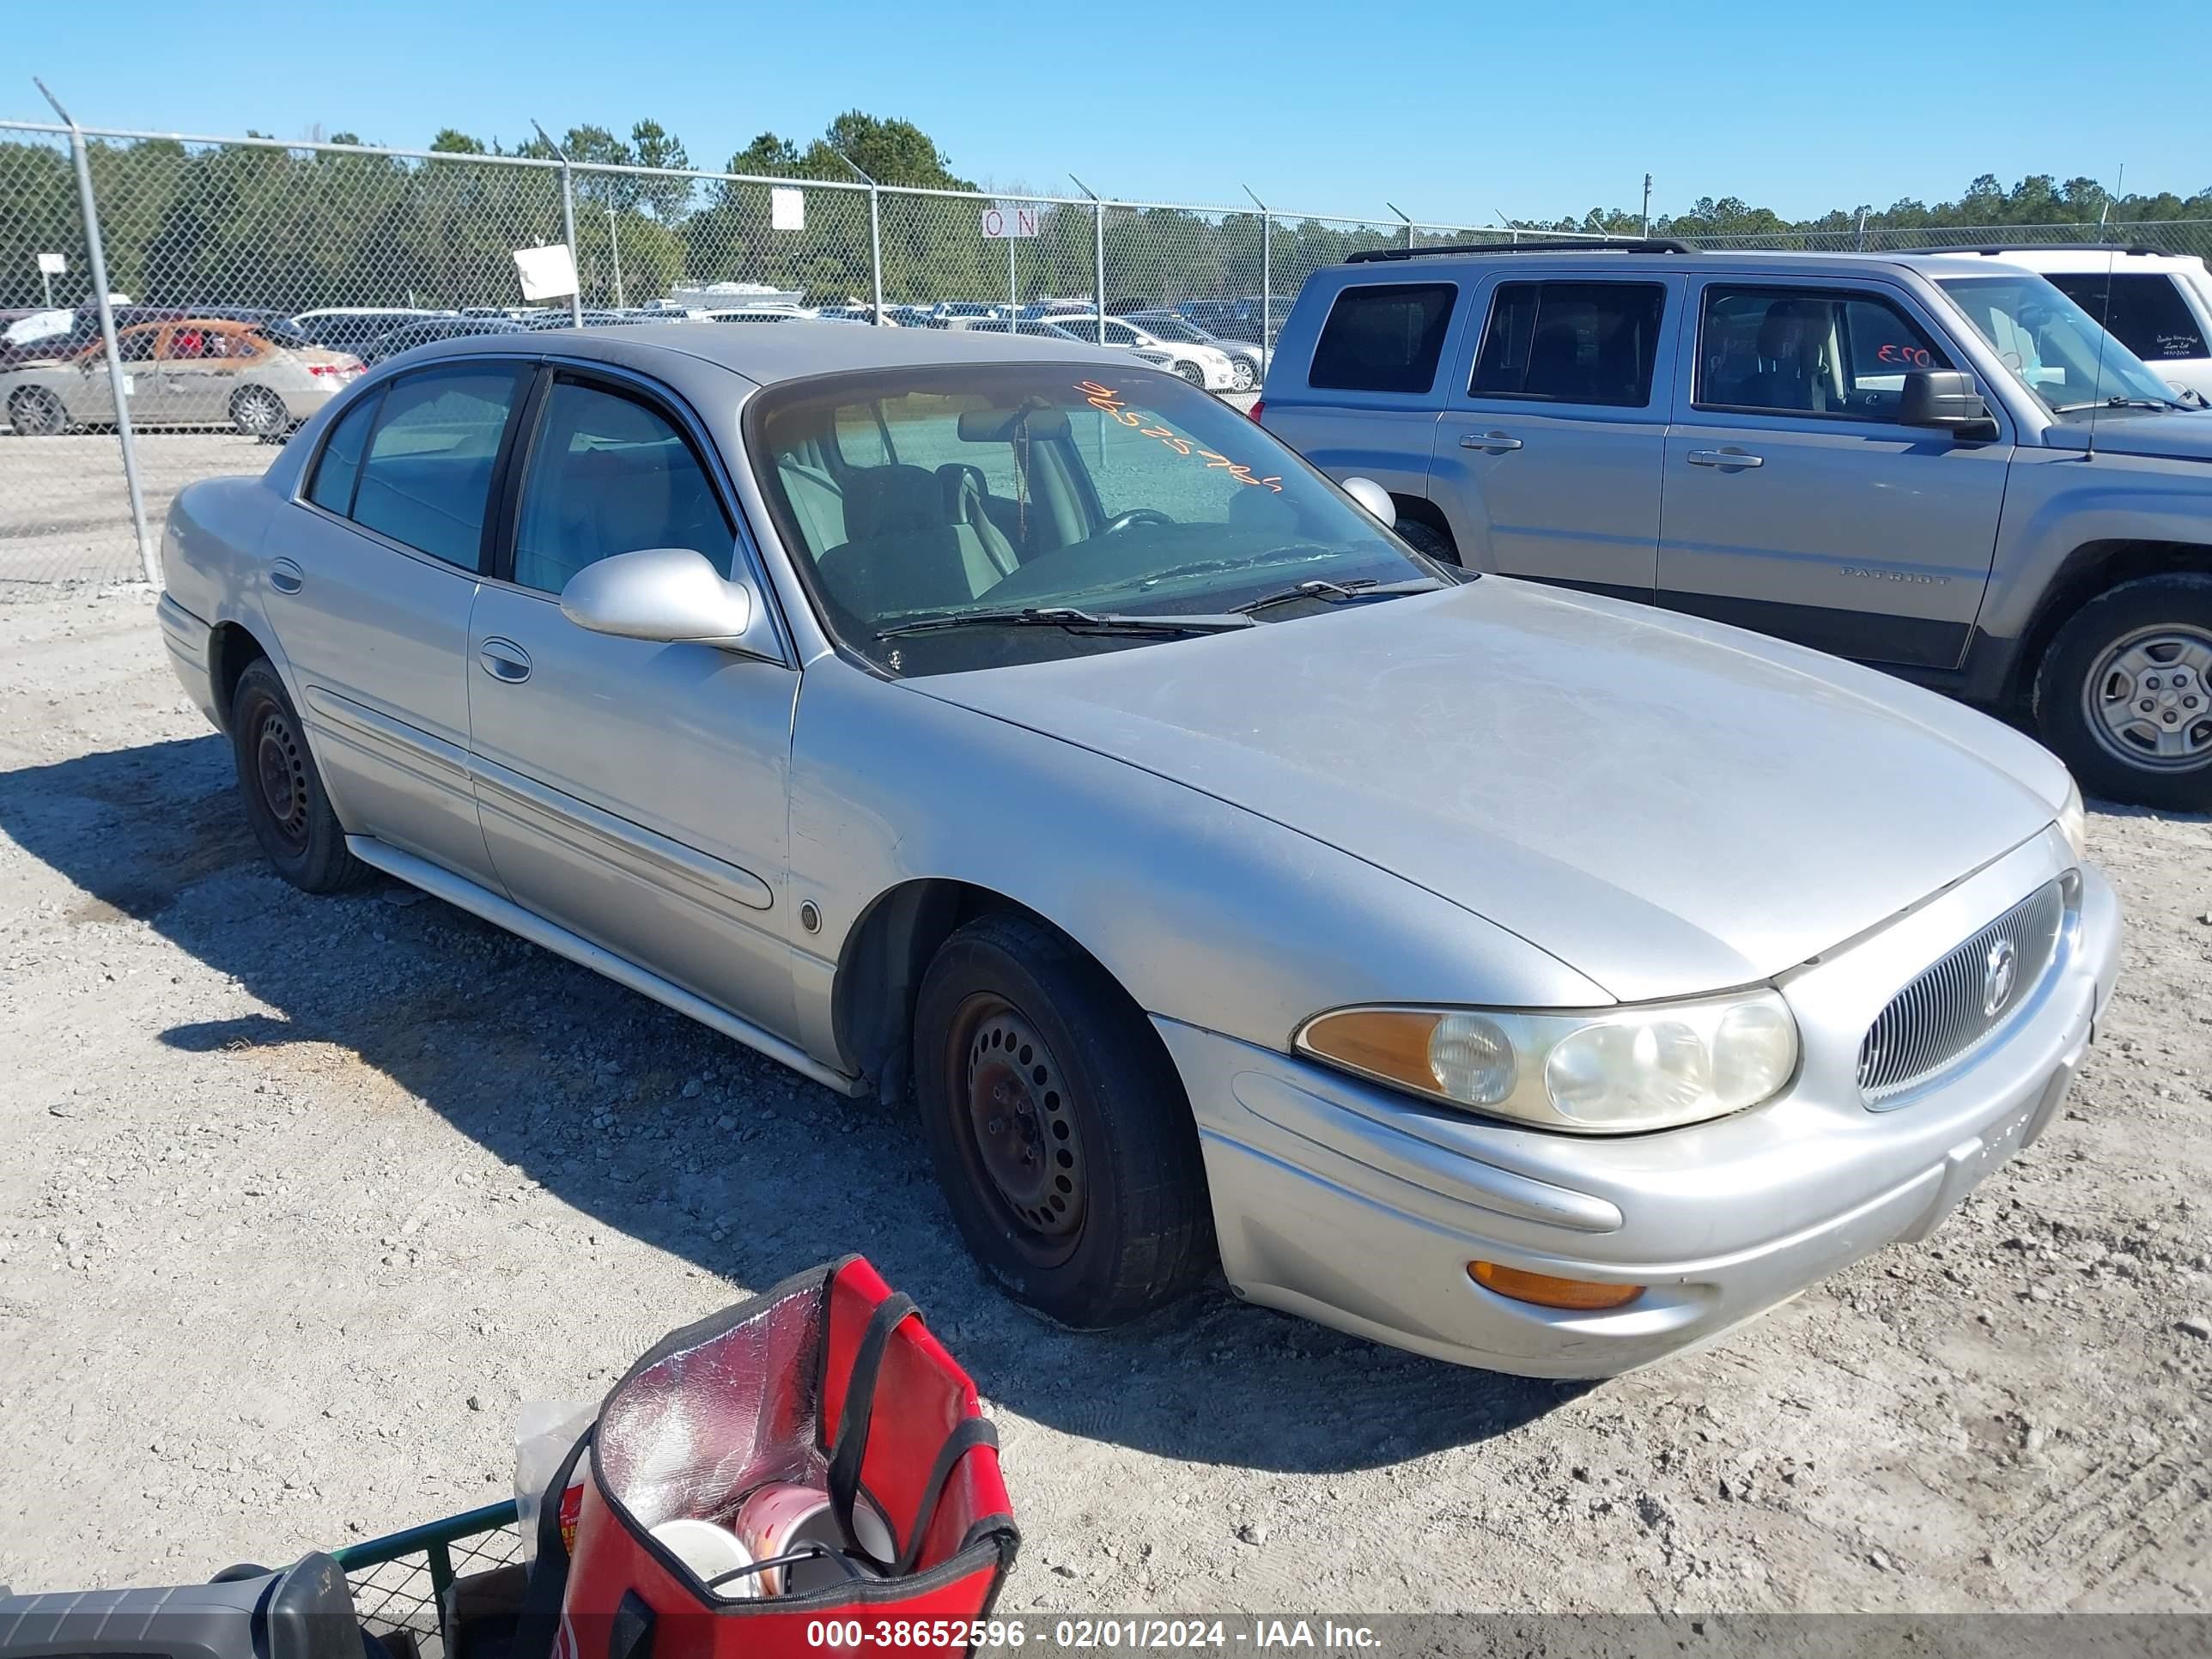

{"left": 1257, "top": 240, "right": 2212, "bottom": 810}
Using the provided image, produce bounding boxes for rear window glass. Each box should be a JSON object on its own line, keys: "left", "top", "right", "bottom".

{"left": 349, "top": 363, "right": 528, "bottom": 569}
{"left": 1470, "top": 282, "right": 1667, "bottom": 407}
{"left": 2045, "top": 272, "right": 2208, "bottom": 362}
{"left": 1308, "top": 283, "right": 1457, "bottom": 394}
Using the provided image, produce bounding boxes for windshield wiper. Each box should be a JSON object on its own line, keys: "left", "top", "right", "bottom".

{"left": 1127, "top": 545, "right": 1341, "bottom": 590}
{"left": 2053, "top": 395, "right": 2185, "bottom": 413}
{"left": 1231, "top": 576, "right": 1446, "bottom": 616}
{"left": 875, "top": 605, "right": 1256, "bottom": 641}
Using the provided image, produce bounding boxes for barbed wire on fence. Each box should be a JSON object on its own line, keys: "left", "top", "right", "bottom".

{"left": 4, "top": 113, "right": 2210, "bottom": 595}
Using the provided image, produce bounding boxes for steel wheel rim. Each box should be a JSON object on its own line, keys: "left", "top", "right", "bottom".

{"left": 2081, "top": 623, "right": 2212, "bottom": 772}
{"left": 252, "top": 703, "right": 312, "bottom": 849}
{"left": 950, "top": 993, "right": 1084, "bottom": 1262}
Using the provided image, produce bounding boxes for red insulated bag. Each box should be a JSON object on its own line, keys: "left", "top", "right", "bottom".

{"left": 516, "top": 1257, "right": 1018, "bottom": 1659}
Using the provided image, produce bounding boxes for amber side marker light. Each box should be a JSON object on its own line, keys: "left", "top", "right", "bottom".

{"left": 1470, "top": 1261, "right": 1645, "bottom": 1311}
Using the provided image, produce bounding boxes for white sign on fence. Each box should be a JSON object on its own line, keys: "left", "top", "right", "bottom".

{"left": 770, "top": 187, "right": 805, "bottom": 232}
{"left": 981, "top": 204, "right": 1038, "bottom": 240}
{"left": 36, "top": 252, "right": 67, "bottom": 275}
{"left": 512, "top": 242, "right": 580, "bottom": 301}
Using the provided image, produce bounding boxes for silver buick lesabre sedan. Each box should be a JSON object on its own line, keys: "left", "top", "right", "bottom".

{"left": 155, "top": 323, "right": 2121, "bottom": 1377}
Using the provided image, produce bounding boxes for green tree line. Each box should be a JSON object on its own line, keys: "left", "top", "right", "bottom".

{"left": 3, "top": 109, "right": 2207, "bottom": 315}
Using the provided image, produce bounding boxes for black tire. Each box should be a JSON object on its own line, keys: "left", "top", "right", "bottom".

{"left": 229, "top": 658, "right": 369, "bottom": 893}
{"left": 1393, "top": 514, "right": 1460, "bottom": 566}
{"left": 1173, "top": 360, "right": 1206, "bottom": 388}
{"left": 2032, "top": 573, "right": 2212, "bottom": 812}
{"left": 230, "top": 383, "right": 289, "bottom": 438}
{"left": 8, "top": 387, "right": 68, "bottom": 436}
{"left": 913, "top": 912, "right": 1214, "bottom": 1327}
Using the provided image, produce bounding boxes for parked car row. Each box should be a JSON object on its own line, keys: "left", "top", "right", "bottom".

{"left": 155, "top": 314, "right": 2116, "bottom": 1379}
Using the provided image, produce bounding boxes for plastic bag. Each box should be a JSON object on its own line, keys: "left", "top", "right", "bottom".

{"left": 514, "top": 1399, "right": 596, "bottom": 1565}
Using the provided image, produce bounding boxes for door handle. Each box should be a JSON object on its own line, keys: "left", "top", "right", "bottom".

{"left": 1686, "top": 448, "right": 1764, "bottom": 469}
{"left": 269, "top": 558, "right": 304, "bottom": 594}
{"left": 1460, "top": 431, "right": 1524, "bottom": 453}
{"left": 477, "top": 640, "right": 532, "bottom": 684}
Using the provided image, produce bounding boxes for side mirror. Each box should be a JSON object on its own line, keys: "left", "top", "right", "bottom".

{"left": 1340, "top": 476, "right": 1396, "bottom": 528}
{"left": 560, "top": 547, "right": 768, "bottom": 653}
{"left": 1898, "top": 369, "right": 1998, "bottom": 440}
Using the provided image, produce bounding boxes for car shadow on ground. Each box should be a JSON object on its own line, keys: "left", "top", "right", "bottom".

{"left": 0, "top": 733, "right": 1577, "bottom": 1474}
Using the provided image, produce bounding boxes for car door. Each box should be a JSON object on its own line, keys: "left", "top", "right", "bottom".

{"left": 1656, "top": 278, "right": 2011, "bottom": 671}
{"left": 270, "top": 357, "right": 532, "bottom": 880}
{"left": 465, "top": 364, "right": 801, "bottom": 1039}
{"left": 1431, "top": 274, "right": 1678, "bottom": 592}
{"left": 72, "top": 324, "right": 162, "bottom": 422}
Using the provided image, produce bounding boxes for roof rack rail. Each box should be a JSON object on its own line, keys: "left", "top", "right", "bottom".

{"left": 1343, "top": 237, "right": 1698, "bottom": 263}
{"left": 1896, "top": 242, "right": 2171, "bottom": 259}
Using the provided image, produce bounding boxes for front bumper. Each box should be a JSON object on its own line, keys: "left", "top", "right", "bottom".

{"left": 1159, "top": 835, "right": 2123, "bottom": 1377}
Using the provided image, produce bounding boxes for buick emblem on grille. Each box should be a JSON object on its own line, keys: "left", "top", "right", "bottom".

{"left": 1983, "top": 938, "right": 2019, "bottom": 1018}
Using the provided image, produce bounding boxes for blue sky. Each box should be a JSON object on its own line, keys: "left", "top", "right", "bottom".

{"left": 11, "top": 1, "right": 2208, "bottom": 223}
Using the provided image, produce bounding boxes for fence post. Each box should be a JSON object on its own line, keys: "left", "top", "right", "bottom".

{"left": 1069, "top": 175, "right": 1104, "bottom": 343}
{"left": 533, "top": 121, "right": 585, "bottom": 326}
{"left": 37, "top": 79, "right": 155, "bottom": 585}
{"left": 1388, "top": 201, "right": 1413, "bottom": 250}
{"left": 1243, "top": 185, "right": 1270, "bottom": 373}
{"left": 829, "top": 149, "right": 884, "bottom": 324}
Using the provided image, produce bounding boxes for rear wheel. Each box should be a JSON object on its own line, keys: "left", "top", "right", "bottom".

{"left": 913, "top": 912, "right": 1214, "bottom": 1328}
{"left": 1231, "top": 358, "right": 1258, "bottom": 392}
{"left": 8, "top": 387, "right": 67, "bottom": 436}
{"left": 230, "top": 384, "right": 288, "bottom": 438}
{"left": 2033, "top": 573, "right": 2212, "bottom": 811}
{"left": 1393, "top": 514, "right": 1460, "bottom": 566}
{"left": 230, "top": 658, "right": 368, "bottom": 893}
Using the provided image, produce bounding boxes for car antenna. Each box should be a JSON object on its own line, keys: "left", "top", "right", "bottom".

{"left": 2085, "top": 163, "right": 2124, "bottom": 463}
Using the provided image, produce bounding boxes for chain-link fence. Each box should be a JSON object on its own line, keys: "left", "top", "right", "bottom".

{"left": 5, "top": 110, "right": 2211, "bottom": 597}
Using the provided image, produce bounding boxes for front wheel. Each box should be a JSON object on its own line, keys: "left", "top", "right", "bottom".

{"left": 8, "top": 387, "right": 68, "bottom": 436}
{"left": 912, "top": 912, "right": 1215, "bottom": 1328}
{"left": 230, "top": 384, "right": 289, "bottom": 438}
{"left": 1173, "top": 360, "right": 1206, "bottom": 388}
{"left": 2033, "top": 573, "right": 2212, "bottom": 811}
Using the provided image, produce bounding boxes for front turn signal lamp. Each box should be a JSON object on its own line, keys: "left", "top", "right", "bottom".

{"left": 2057, "top": 777, "right": 2087, "bottom": 862}
{"left": 1295, "top": 990, "right": 1798, "bottom": 1134}
{"left": 1470, "top": 1261, "right": 1644, "bottom": 1311}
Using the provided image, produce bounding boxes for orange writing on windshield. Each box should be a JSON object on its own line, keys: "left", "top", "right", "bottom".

{"left": 1076, "top": 382, "right": 1284, "bottom": 492}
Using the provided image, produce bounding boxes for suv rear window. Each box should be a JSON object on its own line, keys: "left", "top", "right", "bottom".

{"left": 2044, "top": 272, "right": 2208, "bottom": 362}
{"left": 1308, "top": 283, "right": 1457, "bottom": 394}
{"left": 1471, "top": 281, "right": 1667, "bottom": 407}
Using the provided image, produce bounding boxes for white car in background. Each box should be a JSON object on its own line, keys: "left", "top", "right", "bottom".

{"left": 1120, "top": 309, "right": 1265, "bottom": 391}
{"left": 975, "top": 315, "right": 1238, "bottom": 390}
{"left": 1962, "top": 246, "right": 2212, "bottom": 401}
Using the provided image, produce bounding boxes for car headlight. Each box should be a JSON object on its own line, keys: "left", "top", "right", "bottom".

{"left": 2057, "top": 778, "right": 2087, "bottom": 862}
{"left": 1296, "top": 991, "right": 1799, "bottom": 1134}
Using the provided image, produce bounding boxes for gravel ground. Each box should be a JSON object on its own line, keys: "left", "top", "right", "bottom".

{"left": 1, "top": 587, "right": 2209, "bottom": 1615}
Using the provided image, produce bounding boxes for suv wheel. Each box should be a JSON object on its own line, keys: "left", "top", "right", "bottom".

{"left": 2033, "top": 573, "right": 2212, "bottom": 811}
{"left": 1393, "top": 515, "right": 1460, "bottom": 566}
{"left": 912, "top": 912, "right": 1215, "bottom": 1328}
{"left": 230, "top": 658, "right": 369, "bottom": 893}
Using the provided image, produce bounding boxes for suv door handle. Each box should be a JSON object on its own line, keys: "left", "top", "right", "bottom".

{"left": 1687, "top": 447, "right": 1764, "bottom": 469}
{"left": 1460, "top": 432, "right": 1523, "bottom": 452}
{"left": 269, "top": 558, "right": 304, "bottom": 594}
{"left": 477, "top": 640, "right": 532, "bottom": 684}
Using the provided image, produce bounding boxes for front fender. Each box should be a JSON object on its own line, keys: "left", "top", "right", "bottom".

{"left": 1980, "top": 447, "right": 2212, "bottom": 645}
{"left": 784, "top": 661, "right": 1607, "bottom": 1073}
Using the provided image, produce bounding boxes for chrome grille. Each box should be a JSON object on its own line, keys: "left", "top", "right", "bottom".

{"left": 1856, "top": 878, "right": 2068, "bottom": 1105}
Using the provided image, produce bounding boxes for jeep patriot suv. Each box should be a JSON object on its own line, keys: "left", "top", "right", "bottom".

{"left": 1257, "top": 240, "right": 2212, "bottom": 809}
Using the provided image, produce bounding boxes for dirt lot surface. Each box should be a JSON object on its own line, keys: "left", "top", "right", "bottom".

{"left": 2, "top": 588, "right": 2209, "bottom": 1616}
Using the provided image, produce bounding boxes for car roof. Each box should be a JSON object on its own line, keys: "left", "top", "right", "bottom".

{"left": 1313, "top": 246, "right": 2057, "bottom": 283}
{"left": 386, "top": 317, "right": 1129, "bottom": 386}
{"left": 1923, "top": 246, "right": 2201, "bottom": 272}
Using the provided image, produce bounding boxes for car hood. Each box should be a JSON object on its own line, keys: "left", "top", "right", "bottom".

{"left": 912, "top": 580, "right": 2069, "bottom": 1002}
{"left": 2045, "top": 408, "right": 2212, "bottom": 462}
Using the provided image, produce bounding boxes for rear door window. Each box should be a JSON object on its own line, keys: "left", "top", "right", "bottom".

{"left": 349, "top": 362, "right": 530, "bottom": 570}
{"left": 1308, "top": 283, "right": 1458, "bottom": 394}
{"left": 2045, "top": 272, "right": 2209, "bottom": 362}
{"left": 1470, "top": 281, "right": 1667, "bottom": 407}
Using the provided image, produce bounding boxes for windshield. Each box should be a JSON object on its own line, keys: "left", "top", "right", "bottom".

{"left": 750, "top": 362, "right": 1442, "bottom": 677}
{"left": 1934, "top": 272, "right": 2183, "bottom": 415}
